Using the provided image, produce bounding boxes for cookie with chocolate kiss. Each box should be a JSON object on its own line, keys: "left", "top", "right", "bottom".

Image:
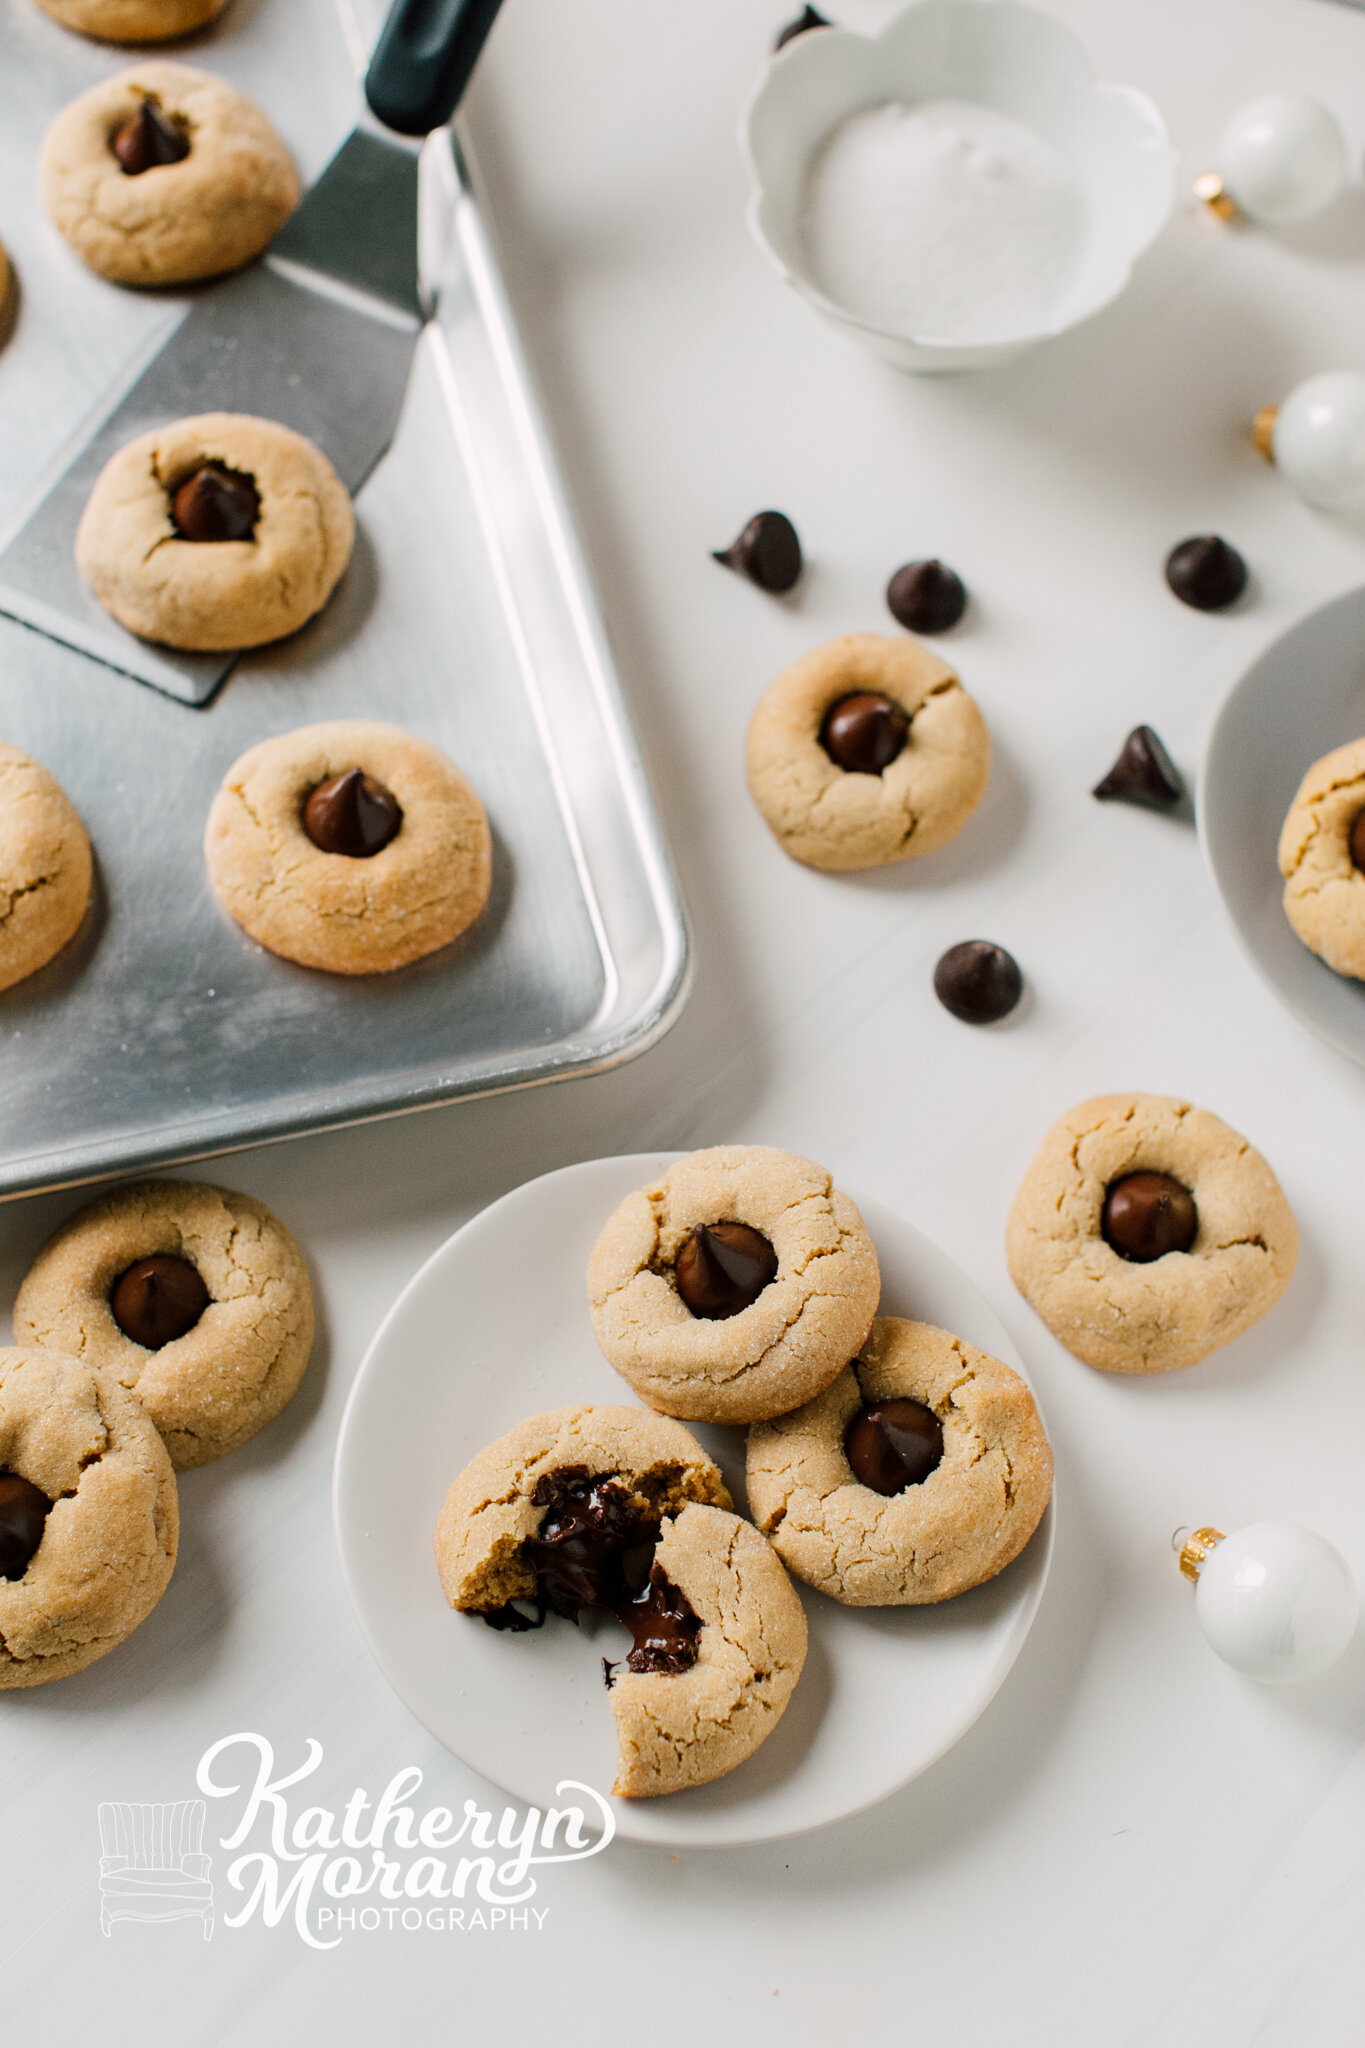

{"left": 748, "top": 1317, "right": 1052, "bottom": 1606}
{"left": 587, "top": 1145, "right": 881, "bottom": 1424}
{"left": 1007, "top": 1092, "right": 1297, "bottom": 1374}
{"left": 14, "top": 1179, "right": 313, "bottom": 1468}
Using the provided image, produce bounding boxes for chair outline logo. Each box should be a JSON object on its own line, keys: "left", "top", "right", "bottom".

{"left": 98, "top": 1799, "right": 214, "bottom": 1940}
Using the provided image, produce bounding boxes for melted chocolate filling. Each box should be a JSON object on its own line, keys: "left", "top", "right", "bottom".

{"left": 605, "top": 1562, "right": 702, "bottom": 1685}
{"left": 480, "top": 1466, "right": 702, "bottom": 1682}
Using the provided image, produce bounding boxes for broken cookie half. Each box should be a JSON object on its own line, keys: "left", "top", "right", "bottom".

{"left": 433, "top": 1404, "right": 807, "bottom": 1798}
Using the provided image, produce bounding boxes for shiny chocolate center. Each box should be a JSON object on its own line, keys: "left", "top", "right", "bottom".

{"left": 820, "top": 692, "right": 910, "bottom": 775}
{"left": 110, "top": 1254, "right": 210, "bottom": 1349}
{"left": 111, "top": 97, "right": 189, "bottom": 177}
{"left": 845, "top": 1398, "right": 945, "bottom": 1496}
{"left": 302, "top": 769, "right": 403, "bottom": 858}
{"left": 171, "top": 463, "right": 260, "bottom": 543}
{"left": 0, "top": 1473, "right": 53, "bottom": 1582}
{"left": 674, "top": 1221, "right": 778, "bottom": 1320}
{"left": 1101, "top": 1172, "right": 1198, "bottom": 1263}
{"left": 607, "top": 1561, "right": 701, "bottom": 1682}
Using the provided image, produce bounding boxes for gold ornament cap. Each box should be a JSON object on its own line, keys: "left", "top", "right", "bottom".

{"left": 1252, "top": 404, "right": 1279, "bottom": 462}
{"left": 1177, "top": 1526, "right": 1227, "bottom": 1583}
{"left": 1193, "top": 172, "right": 1239, "bottom": 221}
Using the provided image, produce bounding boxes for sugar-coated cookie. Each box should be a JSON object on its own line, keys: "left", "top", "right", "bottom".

{"left": 0, "top": 1348, "right": 178, "bottom": 1688}
{"left": 33, "top": 0, "right": 231, "bottom": 40}
{"left": 745, "top": 632, "right": 989, "bottom": 871}
{"left": 608, "top": 1503, "right": 806, "bottom": 1799}
{"left": 587, "top": 1146, "right": 881, "bottom": 1425}
{"left": 0, "top": 743, "right": 93, "bottom": 993}
{"left": 747, "top": 1317, "right": 1052, "bottom": 1605}
{"left": 1279, "top": 737, "right": 1365, "bottom": 979}
{"left": 40, "top": 63, "right": 297, "bottom": 286}
{"left": 75, "top": 412, "right": 353, "bottom": 652}
{"left": 1006, "top": 1092, "right": 1297, "bottom": 1374}
{"left": 204, "top": 719, "right": 492, "bottom": 976}
{"left": 14, "top": 1180, "right": 313, "bottom": 1469}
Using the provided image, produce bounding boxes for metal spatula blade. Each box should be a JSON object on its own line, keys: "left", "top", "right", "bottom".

{"left": 0, "top": 0, "right": 505, "bottom": 708}
{"left": 0, "top": 131, "right": 422, "bottom": 706}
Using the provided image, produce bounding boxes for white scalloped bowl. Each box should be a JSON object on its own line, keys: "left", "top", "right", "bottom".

{"left": 744, "top": 0, "right": 1176, "bottom": 373}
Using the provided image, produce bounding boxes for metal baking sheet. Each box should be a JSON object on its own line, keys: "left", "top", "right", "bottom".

{"left": 0, "top": 0, "right": 689, "bottom": 1198}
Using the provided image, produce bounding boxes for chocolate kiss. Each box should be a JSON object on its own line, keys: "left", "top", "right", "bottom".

{"left": 171, "top": 464, "right": 260, "bottom": 543}
{"left": 302, "top": 769, "right": 403, "bottom": 859}
{"left": 886, "top": 559, "right": 967, "bottom": 635}
{"left": 1092, "top": 726, "right": 1184, "bottom": 811}
{"left": 111, "top": 98, "right": 190, "bottom": 176}
{"left": 1165, "top": 535, "right": 1247, "bottom": 612}
{"left": 110, "top": 1255, "right": 211, "bottom": 1350}
{"left": 1101, "top": 1172, "right": 1198, "bottom": 1263}
{"left": 0, "top": 1473, "right": 53, "bottom": 1582}
{"left": 712, "top": 510, "right": 803, "bottom": 594}
{"left": 674, "top": 1222, "right": 778, "bottom": 1320}
{"left": 845, "top": 1398, "right": 945, "bottom": 1496}
{"left": 821, "top": 692, "right": 910, "bottom": 775}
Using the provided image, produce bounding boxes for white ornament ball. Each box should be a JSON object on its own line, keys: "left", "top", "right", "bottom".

{"left": 1195, "top": 1523, "right": 1358, "bottom": 1684}
{"left": 1219, "top": 94, "right": 1348, "bottom": 225}
{"left": 1271, "top": 371, "right": 1365, "bottom": 509}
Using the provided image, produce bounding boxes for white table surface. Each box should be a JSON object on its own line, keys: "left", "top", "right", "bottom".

{"left": 5, "top": 1, "right": 1365, "bottom": 2041}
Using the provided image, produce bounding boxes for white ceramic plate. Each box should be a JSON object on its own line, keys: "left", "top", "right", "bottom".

{"left": 333, "top": 1154, "right": 1054, "bottom": 1847}
{"left": 1200, "top": 585, "right": 1365, "bottom": 1068}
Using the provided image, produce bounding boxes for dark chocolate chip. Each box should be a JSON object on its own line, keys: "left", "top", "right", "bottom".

{"left": 674, "top": 1222, "right": 778, "bottom": 1320}
{"left": 774, "top": 5, "right": 830, "bottom": 50}
{"left": 886, "top": 559, "right": 967, "bottom": 634}
{"left": 1350, "top": 810, "right": 1365, "bottom": 874}
{"left": 110, "top": 1255, "right": 210, "bottom": 1350}
{"left": 1165, "top": 536, "right": 1247, "bottom": 612}
{"left": 820, "top": 691, "right": 910, "bottom": 775}
{"left": 523, "top": 1467, "right": 655, "bottom": 1624}
{"left": 933, "top": 940, "right": 1023, "bottom": 1024}
{"left": 1092, "top": 726, "right": 1185, "bottom": 811}
{"left": 171, "top": 463, "right": 260, "bottom": 543}
{"left": 845, "top": 1398, "right": 944, "bottom": 1496}
{"left": 612, "top": 1561, "right": 702, "bottom": 1679}
{"left": 0, "top": 1473, "right": 53, "bottom": 1582}
{"left": 302, "top": 769, "right": 403, "bottom": 859}
{"left": 712, "top": 510, "right": 803, "bottom": 593}
{"left": 1101, "top": 1172, "right": 1198, "bottom": 1263}
{"left": 111, "top": 97, "right": 190, "bottom": 176}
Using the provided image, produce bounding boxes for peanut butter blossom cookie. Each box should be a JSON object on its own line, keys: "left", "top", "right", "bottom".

{"left": 1006, "top": 1093, "right": 1297, "bottom": 1375}
{"left": 1278, "top": 737, "right": 1365, "bottom": 979}
{"left": 435, "top": 1405, "right": 805, "bottom": 1798}
{"left": 14, "top": 1180, "right": 314, "bottom": 1469}
{"left": 0, "top": 1347, "right": 178, "bottom": 1688}
{"left": 76, "top": 412, "right": 353, "bottom": 652}
{"left": 204, "top": 719, "right": 492, "bottom": 975}
{"left": 745, "top": 632, "right": 989, "bottom": 871}
{"left": 747, "top": 1317, "right": 1052, "bottom": 1605}
{"left": 0, "top": 742, "right": 93, "bottom": 993}
{"left": 33, "top": 0, "right": 232, "bottom": 39}
{"left": 40, "top": 63, "right": 297, "bottom": 286}
{"left": 587, "top": 1146, "right": 881, "bottom": 1425}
